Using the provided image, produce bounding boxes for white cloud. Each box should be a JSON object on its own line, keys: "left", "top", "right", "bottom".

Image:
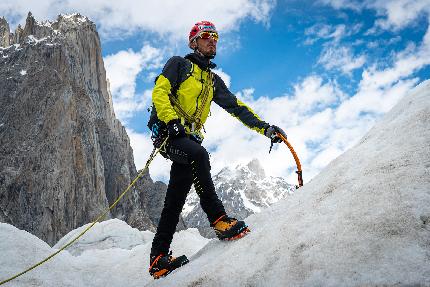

{"left": 292, "top": 76, "right": 345, "bottom": 112}
{"left": 213, "top": 68, "right": 231, "bottom": 89}
{"left": 334, "top": 24, "right": 430, "bottom": 124}
{"left": 0, "top": 0, "right": 276, "bottom": 39}
{"left": 318, "top": 45, "right": 366, "bottom": 75}
{"left": 305, "top": 24, "right": 366, "bottom": 76}
{"left": 310, "top": 145, "right": 342, "bottom": 169}
{"left": 371, "top": 0, "right": 430, "bottom": 30}
{"left": 304, "top": 23, "right": 349, "bottom": 45}
{"left": 366, "top": 36, "right": 402, "bottom": 49}
{"left": 103, "top": 44, "right": 164, "bottom": 122}
{"left": 127, "top": 128, "right": 171, "bottom": 182}
{"left": 317, "top": 0, "right": 362, "bottom": 11}
{"left": 0, "top": 1, "right": 60, "bottom": 28}
{"left": 319, "top": 0, "right": 430, "bottom": 32}
{"left": 202, "top": 76, "right": 347, "bottom": 184}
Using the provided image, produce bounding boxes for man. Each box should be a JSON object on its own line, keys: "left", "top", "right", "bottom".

{"left": 147, "top": 21, "right": 286, "bottom": 279}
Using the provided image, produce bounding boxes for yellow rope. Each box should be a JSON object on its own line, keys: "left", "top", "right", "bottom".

{"left": 0, "top": 138, "right": 168, "bottom": 286}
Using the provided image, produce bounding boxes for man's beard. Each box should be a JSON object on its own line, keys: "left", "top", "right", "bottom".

{"left": 197, "top": 48, "right": 216, "bottom": 59}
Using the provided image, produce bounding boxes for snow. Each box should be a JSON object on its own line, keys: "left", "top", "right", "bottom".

{"left": 1, "top": 80, "right": 429, "bottom": 286}
{"left": 27, "top": 35, "right": 49, "bottom": 45}
{"left": 0, "top": 43, "right": 21, "bottom": 52}
{"left": 53, "top": 219, "right": 152, "bottom": 255}
{"left": 39, "top": 20, "right": 53, "bottom": 28}
{"left": 0, "top": 219, "right": 209, "bottom": 286}
{"left": 155, "top": 79, "right": 430, "bottom": 286}
{"left": 181, "top": 190, "right": 198, "bottom": 215}
{"left": 238, "top": 187, "right": 262, "bottom": 213}
{"left": 19, "top": 70, "right": 27, "bottom": 76}
{"left": 60, "top": 13, "right": 89, "bottom": 24}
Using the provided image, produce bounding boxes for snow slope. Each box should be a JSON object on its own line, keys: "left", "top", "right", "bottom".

{"left": 0, "top": 219, "right": 209, "bottom": 286}
{"left": 149, "top": 80, "right": 430, "bottom": 286}
{"left": 0, "top": 80, "right": 429, "bottom": 286}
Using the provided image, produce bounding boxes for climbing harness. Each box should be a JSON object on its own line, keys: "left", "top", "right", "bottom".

{"left": 0, "top": 138, "right": 168, "bottom": 286}
{"left": 168, "top": 69, "right": 214, "bottom": 133}
{"left": 272, "top": 132, "right": 303, "bottom": 189}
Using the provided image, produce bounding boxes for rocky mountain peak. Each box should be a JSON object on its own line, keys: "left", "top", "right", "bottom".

{"left": 245, "top": 158, "right": 266, "bottom": 178}
{"left": 0, "top": 12, "right": 94, "bottom": 49}
{"left": 216, "top": 158, "right": 266, "bottom": 181}
{"left": 22, "top": 12, "right": 36, "bottom": 39}
{"left": 183, "top": 159, "right": 295, "bottom": 238}
{"left": 0, "top": 13, "right": 165, "bottom": 245}
{"left": 0, "top": 16, "right": 10, "bottom": 47}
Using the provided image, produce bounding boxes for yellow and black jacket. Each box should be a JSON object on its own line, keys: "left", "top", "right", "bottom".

{"left": 149, "top": 52, "right": 269, "bottom": 140}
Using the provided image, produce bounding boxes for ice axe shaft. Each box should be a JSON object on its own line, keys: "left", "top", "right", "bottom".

{"left": 276, "top": 132, "right": 303, "bottom": 188}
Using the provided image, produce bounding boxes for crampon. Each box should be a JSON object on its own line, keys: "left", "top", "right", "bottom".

{"left": 221, "top": 226, "right": 251, "bottom": 241}
{"left": 149, "top": 252, "right": 189, "bottom": 279}
{"left": 213, "top": 215, "right": 251, "bottom": 241}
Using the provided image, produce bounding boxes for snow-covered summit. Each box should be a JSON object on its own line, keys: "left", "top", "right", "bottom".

{"left": 58, "top": 13, "right": 90, "bottom": 24}
{"left": 184, "top": 158, "right": 295, "bottom": 215}
{"left": 182, "top": 158, "right": 295, "bottom": 237}
{"left": 213, "top": 158, "right": 295, "bottom": 212}
{"left": 0, "top": 12, "right": 95, "bottom": 51}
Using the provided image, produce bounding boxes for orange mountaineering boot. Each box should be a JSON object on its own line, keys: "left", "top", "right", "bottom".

{"left": 212, "top": 215, "right": 250, "bottom": 241}
{"left": 148, "top": 251, "right": 189, "bottom": 279}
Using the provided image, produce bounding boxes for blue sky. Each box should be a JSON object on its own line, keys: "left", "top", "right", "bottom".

{"left": 2, "top": 0, "right": 430, "bottom": 183}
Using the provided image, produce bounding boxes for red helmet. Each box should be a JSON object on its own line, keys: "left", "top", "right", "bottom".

{"left": 189, "top": 21, "right": 218, "bottom": 46}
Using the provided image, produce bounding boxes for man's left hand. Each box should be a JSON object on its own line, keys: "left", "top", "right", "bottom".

{"left": 265, "top": 125, "right": 286, "bottom": 143}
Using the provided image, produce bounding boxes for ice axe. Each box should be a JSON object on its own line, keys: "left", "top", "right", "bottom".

{"left": 269, "top": 130, "right": 303, "bottom": 189}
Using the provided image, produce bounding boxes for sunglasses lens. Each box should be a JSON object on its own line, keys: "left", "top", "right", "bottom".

{"left": 200, "top": 32, "right": 218, "bottom": 41}
{"left": 200, "top": 32, "right": 209, "bottom": 39}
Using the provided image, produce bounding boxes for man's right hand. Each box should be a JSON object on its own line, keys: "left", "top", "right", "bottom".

{"left": 167, "top": 119, "right": 186, "bottom": 139}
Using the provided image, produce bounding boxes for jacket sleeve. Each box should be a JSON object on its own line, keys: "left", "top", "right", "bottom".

{"left": 212, "top": 73, "right": 269, "bottom": 135}
{"left": 152, "top": 56, "right": 186, "bottom": 124}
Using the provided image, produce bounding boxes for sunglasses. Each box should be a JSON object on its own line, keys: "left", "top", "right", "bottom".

{"left": 198, "top": 31, "right": 219, "bottom": 41}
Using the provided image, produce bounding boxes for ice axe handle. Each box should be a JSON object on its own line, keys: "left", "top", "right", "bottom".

{"left": 277, "top": 132, "right": 304, "bottom": 188}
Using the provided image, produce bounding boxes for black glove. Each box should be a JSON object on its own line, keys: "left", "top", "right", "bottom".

{"left": 167, "top": 119, "right": 186, "bottom": 139}
{"left": 265, "top": 125, "right": 286, "bottom": 143}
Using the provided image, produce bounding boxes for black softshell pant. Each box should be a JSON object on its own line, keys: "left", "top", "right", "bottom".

{"left": 150, "top": 136, "right": 226, "bottom": 256}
